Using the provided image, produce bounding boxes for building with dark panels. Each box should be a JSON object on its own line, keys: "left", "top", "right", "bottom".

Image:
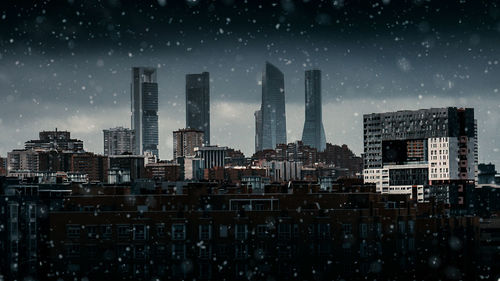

{"left": 131, "top": 67, "right": 159, "bottom": 157}
{"left": 258, "top": 62, "right": 287, "bottom": 151}
{"left": 103, "top": 127, "right": 135, "bottom": 156}
{"left": 0, "top": 180, "right": 480, "bottom": 281}
{"left": 301, "top": 69, "right": 326, "bottom": 151}
{"left": 173, "top": 128, "right": 204, "bottom": 160}
{"left": 186, "top": 72, "right": 210, "bottom": 145}
{"left": 363, "top": 107, "right": 477, "bottom": 207}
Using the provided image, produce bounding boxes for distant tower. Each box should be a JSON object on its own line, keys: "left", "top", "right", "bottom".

{"left": 254, "top": 109, "right": 262, "bottom": 152}
{"left": 103, "top": 127, "right": 135, "bottom": 156}
{"left": 259, "top": 62, "right": 286, "bottom": 151}
{"left": 186, "top": 72, "right": 210, "bottom": 145}
{"left": 301, "top": 69, "right": 326, "bottom": 151}
{"left": 131, "top": 67, "right": 159, "bottom": 157}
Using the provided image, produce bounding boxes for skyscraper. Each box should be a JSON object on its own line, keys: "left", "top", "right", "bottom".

{"left": 186, "top": 72, "right": 210, "bottom": 145}
{"left": 173, "top": 128, "right": 204, "bottom": 159}
{"left": 258, "top": 62, "right": 286, "bottom": 151}
{"left": 301, "top": 69, "right": 326, "bottom": 151}
{"left": 103, "top": 127, "right": 135, "bottom": 156}
{"left": 131, "top": 67, "right": 159, "bottom": 158}
{"left": 254, "top": 109, "right": 262, "bottom": 152}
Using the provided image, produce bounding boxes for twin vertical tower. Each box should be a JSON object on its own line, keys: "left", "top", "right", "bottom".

{"left": 131, "top": 68, "right": 211, "bottom": 158}
{"left": 255, "top": 62, "right": 326, "bottom": 153}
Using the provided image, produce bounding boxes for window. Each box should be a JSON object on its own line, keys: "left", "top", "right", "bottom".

{"left": 199, "top": 224, "right": 212, "bottom": 240}
{"left": 360, "top": 223, "right": 368, "bottom": 239}
{"left": 199, "top": 263, "right": 212, "bottom": 279}
{"left": 157, "top": 224, "right": 166, "bottom": 237}
{"left": 172, "top": 224, "right": 186, "bottom": 240}
{"left": 198, "top": 244, "right": 211, "bottom": 259}
{"left": 133, "top": 224, "right": 147, "bottom": 240}
{"left": 235, "top": 243, "right": 248, "bottom": 259}
{"left": 342, "top": 223, "right": 352, "bottom": 236}
{"left": 219, "top": 225, "right": 228, "bottom": 238}
{"left": 134, "top": 244, "right": 147, "bottom": 260}
{"left": 235, "top": 224, "right": 248, "bottom": 240}
{"left": 256, "top": 225, "right": 268, "bottom": 238}
{"left": 172, "top": 243, "right": 186, "bottom": 259}
{"left": 398, "top": 221, "right": 406, "bottom": 234}
{"left": 117, "top": 225, "right": 130, "bottom": 239}
{"left": 66, "top": 244, "right": 81, "bottom": 258}
{"left": 87, "top": 225, "right": 98, "bottom": 239}
{"left": 101, "top": 225, "right": 112, "bottom": 239}
{"left": 278, "top": 223, "right": 291, "bottom": 240}
{"left": 117, "top": 244, "right": 130, "bottom": 258}
{"left": 87, "top": 245, "right": 98, "bottom": 259}
{"left": 66, "top": 225, "right": 81, "bottom": 239}
{"left": 408, "top": 220, "right": 415, "bottom": 234}
{"left": 317, "top": 223, "right": 330, "bottom": 239}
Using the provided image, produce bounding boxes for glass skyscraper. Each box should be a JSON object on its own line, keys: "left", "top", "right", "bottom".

{"left": 301, "top": 69, "right": 326, "bottom": 151}
{"left": 131, "top": 67, "right": 159, "bottom": 157}
{"left": 186, "top": 72, "right": 210, "bottom": 146}
{"left": 257, "top": 62, "right": 287, "bottom": 151}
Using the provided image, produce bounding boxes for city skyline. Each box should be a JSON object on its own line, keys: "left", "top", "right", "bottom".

{"left": 0, "top": 1, "right": 499, "bottom": 166}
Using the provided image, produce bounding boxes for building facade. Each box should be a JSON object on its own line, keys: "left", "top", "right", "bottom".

{"left": 131, "top": 67, "right": 159, "bottom": 157}
{"left": 195, "top": 146, "right": 227, "bottom": 169}
{"left": 173, "top": 128, "right": 204, "bottom": 159}
{"left": 186, "top": 72, "right": 210, "bottom": 145}
{"left": 258, "top": 62, "right": 287, "bottom": 151}
{"left": 103, "top": 127, "right": 135, "bottom": 156}
{"left": 301, "top": 69, "right": 326, "bottom": 151}
{"left": 363, "top": 107, "right": 477, "bottom": 205}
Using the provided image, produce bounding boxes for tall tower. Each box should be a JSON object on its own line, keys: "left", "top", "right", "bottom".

{"left": 186, "top": 72, "right": 210, "bottom": 146}
{"left": 259, "top": 62, "right": 286, "bottom": 151}
{"left": 301, "top": 69, "right": 326, "bottom": 151}
{"left": 131, "top": 67, "right": 159, "bottom": 157}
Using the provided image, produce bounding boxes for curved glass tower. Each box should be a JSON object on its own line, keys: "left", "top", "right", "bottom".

{"left": 257, "top": 62, "right": 287, "bottom": 151}
{"left": 301, "top": 69, "right": 326, "bottom": 151}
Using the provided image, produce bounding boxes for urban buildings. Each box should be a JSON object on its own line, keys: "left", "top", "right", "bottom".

{"left": 173, "top": 128, "right": 204, "bottom": 159}
{"left": 103, "top": 127, "right": 135, "bottom": 156}
{"left": 363, "top": 107, "right": 477, "bottom": 206}
{"left": 256, "top": 62, "right": 287, "bottom": 151}
{"left": 25, "top": 129, "right": 84, "bottom": 152}
{"left": 0, "top": 177, "right": 486, "bottom": 280}
{"left": 318, "top": 143, "right": 363, "bottom": 177}
{"left": 186, "top": 72, "right": 210, "bottom": 145}
{"left": 301, "top": 69, "right": 326, "bottom": 151}
{"left": 131, "top": 67, "right": 159, "bottom": 157}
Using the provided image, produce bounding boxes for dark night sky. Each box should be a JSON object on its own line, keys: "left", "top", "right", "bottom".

{"left": 0, "top": 0, "right": 499, "bottom": 165}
